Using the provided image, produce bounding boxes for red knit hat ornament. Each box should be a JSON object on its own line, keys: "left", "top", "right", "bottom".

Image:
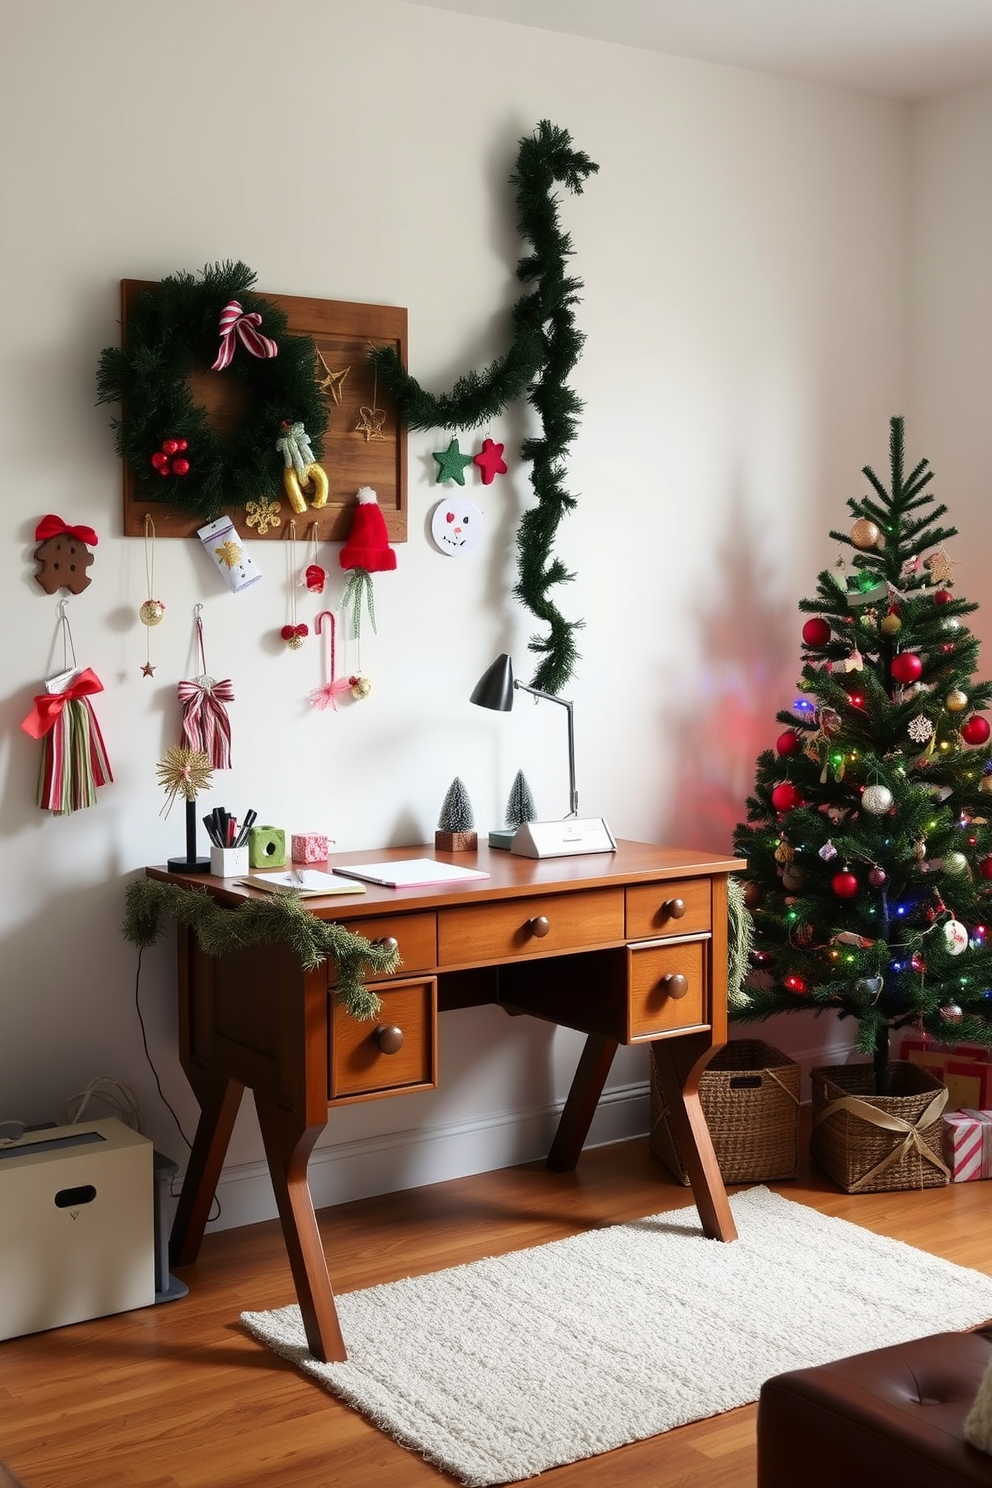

{"left": 340, "top": 486, "right": 396, "bottom": 637}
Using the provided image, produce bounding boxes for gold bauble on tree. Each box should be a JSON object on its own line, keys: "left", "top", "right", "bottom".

{"left": 946, "top": 688, "right": 969, "bottom": 712}
{"left": 850, "top": 517, "right": 880, "bottom": 549}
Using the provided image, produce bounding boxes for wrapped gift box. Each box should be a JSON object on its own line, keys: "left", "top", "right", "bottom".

{"left": 900, "top": 1038, "right": 992, "bottom": 1111}
{"left": 942, "top": 1108, "right": 992, "bottom": 1182}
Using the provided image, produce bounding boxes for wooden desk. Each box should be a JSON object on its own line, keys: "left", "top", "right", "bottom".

{"left": 151, "top": 839, "right": 745, "bottom": 1362}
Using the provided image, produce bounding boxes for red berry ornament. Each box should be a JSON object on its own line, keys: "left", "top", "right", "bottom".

{"left": 776, "top": 730, "right": 801, "bottom": 757}
{"left": 890, "top": 652, "right": 923, "bottom": 684}
{"left": 831, "top": 869, "right": 859, "bottom": 898}
{"left": 150, "top": 450, "right": 168, "bottom": 471}
{"left": 802, "top": 617, "right": 832, "bottom": 647}
{"left": 161, "top": 438, "right": 179, "bottom": 456}
{"left": 171, "top": 457, "right": 190, "bottom": 476}
{"left": 771, "top": 782, "right": 802, "bottom": 812}
{"left": 961, "top": 715, "right": 991, "bottom": 746}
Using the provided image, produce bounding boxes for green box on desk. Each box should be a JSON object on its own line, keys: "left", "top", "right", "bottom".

{"left": 248, "top": 826, "right": 286, "bottom": 869}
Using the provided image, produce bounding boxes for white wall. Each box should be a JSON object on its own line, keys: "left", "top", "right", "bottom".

{"left": 0, "top": 0, "right": 909, "bottom": 1228}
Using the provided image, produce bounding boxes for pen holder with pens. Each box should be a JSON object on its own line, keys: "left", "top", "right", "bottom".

{"left": 248, "top": 826, "right": 286, "bottom": 869}
{"left": 210, "top": 845, "right": 249, "bottom": 877}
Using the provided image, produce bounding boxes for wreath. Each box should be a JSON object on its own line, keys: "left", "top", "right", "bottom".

{"left": 97, "top": 261, "right": 328, "bottom": 522}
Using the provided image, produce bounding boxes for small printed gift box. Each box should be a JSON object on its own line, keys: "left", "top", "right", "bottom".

{"left": 942, "top": 1108, "right": 992, "bottom": 1182}
{"left": 292, "top": 833, "right": 330, "bottom": 864}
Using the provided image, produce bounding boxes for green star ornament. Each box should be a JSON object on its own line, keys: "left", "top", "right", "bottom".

{"left": 432, "top": 437, "right": 474, "bottom": 486}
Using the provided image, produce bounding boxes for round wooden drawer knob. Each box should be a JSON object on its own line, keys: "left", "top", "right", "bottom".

{"left": 372, "top": 936, "right": 399, "bottom": 954}
{"left": 529, "top": 915, "right": 551, "bottom": 938}
{"left": 375, "top": 1025, "right": 404, "bottom": 1054}
{"left": 661, "top": 973, "right": 689, "bottom": 999}
{"left": 663, "top": 898, "right": 686, "bottom": 919}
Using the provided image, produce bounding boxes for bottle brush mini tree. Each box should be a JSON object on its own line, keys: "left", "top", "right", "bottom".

{"left": 504, "top": 769, "right": 537, "bottom": 829}
{"left": 734, "top": 417, "right": 992, "bottom": 1088}
{"left": 436, "top": 777, "right": 478, "bottom": 852}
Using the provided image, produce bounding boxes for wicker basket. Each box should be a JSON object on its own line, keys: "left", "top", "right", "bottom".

{"left": 650, "top": 1039, "right": 801, "bottom": 1185}
{"left": 810, "top": 1060, "right": 950, "bottom": 1194}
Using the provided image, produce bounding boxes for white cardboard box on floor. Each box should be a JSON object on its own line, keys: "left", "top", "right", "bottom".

{"left": 0, "top": 1117, "right": 155, "bottom": 1340}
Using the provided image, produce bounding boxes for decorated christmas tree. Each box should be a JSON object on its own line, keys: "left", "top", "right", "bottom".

{"left": 733, "top": 417, "right": 992, "bottom": 1086}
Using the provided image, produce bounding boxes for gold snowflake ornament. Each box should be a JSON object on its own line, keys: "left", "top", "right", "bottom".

{"left": 245, "top": 499, "right": 282, "bottom": 535}
{"left": 925, "top": 548, "right": 958, "bottom": 584}
{"left": 156, "top": 745, "right": 213, "bottom": 816}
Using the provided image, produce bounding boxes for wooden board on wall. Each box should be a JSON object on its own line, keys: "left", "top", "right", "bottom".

{"left": 119, "top": 281, "right": 407, "bottom": 542}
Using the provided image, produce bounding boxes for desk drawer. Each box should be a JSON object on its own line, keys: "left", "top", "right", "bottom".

{"left": 626, "top": 878, "right": 711, "bottom": 940}
{"left": 437, "top": 888, "right": 624, "bottom": 968}
{"left": 326, "top": 912, "right": 437, "bottom": 985}
{"left": 329, "top": 978, "right": 437, "bottom": 1101}
{"left": 628, "top": 939, "right": 707, "bottom": 1041}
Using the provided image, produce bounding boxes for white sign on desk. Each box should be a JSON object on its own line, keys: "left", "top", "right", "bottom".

{"left": 510, "top": 817, "right": 617, "bottom": 858}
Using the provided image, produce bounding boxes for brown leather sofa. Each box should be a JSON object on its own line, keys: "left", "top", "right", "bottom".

{"left": 758, "top": 1325, "right": 992, "bottom": 1487}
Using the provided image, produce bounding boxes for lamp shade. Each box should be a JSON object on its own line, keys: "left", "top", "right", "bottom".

{"left": 470, "top": 653, "right": 516, "bottom": 712}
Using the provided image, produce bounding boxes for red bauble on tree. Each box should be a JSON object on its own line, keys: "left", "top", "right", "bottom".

{"left": 961, "top": 715, "right": 991, "bottom": 746}
{"left": 771, "top": 782, "right": 802, "bottom": 812}
{"left": 979, "top": 857, "right": 992, "bottom": 881}
{"left": 891, "top": 652, "right": 923, "bottom": 684}
{"left": 934, "top": 589, "right": 952, "bottom": 605}
{"left": 831, "top": 869, "right": 859, "bottom": 898}
{"left": 802, "top": 617, "right": 832, "bottom": 647}
{"left": 776, "top": 730, "right": 801, "bottom": 757}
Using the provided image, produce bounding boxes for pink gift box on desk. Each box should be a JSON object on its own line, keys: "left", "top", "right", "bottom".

{"left": 943, "top": 1108, "right": 992, "bottom": 1182}
{"left": 291, "top": 833, "right": 330, "bottom": 865}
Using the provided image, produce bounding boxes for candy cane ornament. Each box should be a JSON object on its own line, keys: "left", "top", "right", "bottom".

{"left": 309, "top": 611, "right": 352, "bottom": 710}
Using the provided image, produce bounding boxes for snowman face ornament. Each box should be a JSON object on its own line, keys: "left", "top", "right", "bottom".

{"left": 431, "top": 499, "right": 482, "bottom": 556}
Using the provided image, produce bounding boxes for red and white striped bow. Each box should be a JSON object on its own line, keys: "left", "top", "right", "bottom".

{"left": 177, "top": 677, "right": 235, "bottom": 768}
{"left": 210, "top": 300, "right": 279, "bottom": 371}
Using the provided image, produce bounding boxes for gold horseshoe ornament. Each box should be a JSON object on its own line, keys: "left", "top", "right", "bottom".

{"left": 283, "top": 462, "right": 329, "bottom": 513}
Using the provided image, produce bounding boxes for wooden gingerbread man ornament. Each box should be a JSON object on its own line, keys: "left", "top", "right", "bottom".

{"left": 33, "top": 515, "right": 98, "bottom": 593}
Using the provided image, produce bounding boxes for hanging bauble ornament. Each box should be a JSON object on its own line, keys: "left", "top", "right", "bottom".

{"left": 776, "top": 730, "right": 801, "bottom": 757}
{"left": 280, "top": 623, "right": 309, "bottom": 651}
{"left": 868, "top": 866, "right": 887, "bottom": 887}
{"left": 961, "top": 715, "right": 991, "bottom": 746}
{"left": 944, "top": 851, "right": 969, "bottom": 873}
{"left": 349, "top": 674, "right": 372, "bottom": 700}
{"left": 140, "top": 599, "right": 165, "bottom": 626}
{"left": 979, "top": 857, "right": 992, "bottom": 880}
{"left": 940, "top": 1003, "right": 964, "bottom": 1023}
{"left": 743, "top": 881, "right": 763, "bottom": 909}
{"left": 783, "top": 974, "right": 807, "bottom": 994}
{"left": 861, "top": 784, "right": 894, "bottom": 815}
{"left": 911, "top": 952, "right": 925, "bottom": 972}
{"left": 981, "top": 776, "right": 992, "bottom": 795}
{"left": 880, "top": 612, "right": 902, "bottom": 637}
{"left": 850, "top": 518, "right": 880, "bottom": 549}
{"left": 801, "top": 616, "right": 832, "bottom": 647}
{"left": 138, "top": 514, "right": 162, "bottom": 677}
{"left": 891, "top": 652, "right": 923, "bottom": 684}
{"left": 781, "top": 863, "right": 806, "bottom": 891}
{"left": 831, "top": 869, "right": 859, "bottom": 898}
{"left": 750, "top": 950, "right": 775, "bottom": 967}
{"left": 774, "top": 840, "right": 795, "bottom": 864}
{"left": 934, "top": 589, "right": 952, "bottom": 605}
{"left": 854, "top": 975, "right": 883, "bottom": 999}
{"left": 946, "top": 688, "right": 969, "bottom": 712}
{"left": 944, "top": 919, "right": 969, "bottom": 955}
{"left": 771, "top": 782, "right": 802, "bottom": 812}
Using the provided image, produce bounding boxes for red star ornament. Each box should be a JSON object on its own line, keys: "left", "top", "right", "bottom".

{"left": 473, "top": 438, "right": 507, "bottom": 485}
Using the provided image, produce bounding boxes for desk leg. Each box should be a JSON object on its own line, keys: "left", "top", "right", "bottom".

{"left": 254, "top": 1093, "right": 346, "bottom": 1364}
{"left": 170, "top": 1072, "right": 244, "bottom": 1267}
{"left": 652, "top": 1037, "right": 737, "bottom": 1243}
{"left": 547, "top": 1033, "right": 619, "bottom": 1172}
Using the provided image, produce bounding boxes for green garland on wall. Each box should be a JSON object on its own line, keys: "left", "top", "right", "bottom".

{"left": 96, "top": 261, "right": 327, "bottom": 521}
{"left": 369, "top": 120, "right": 599, "bottom": 696}
{"left": 122, "top": 878, "right": 400, "bottom": 1021}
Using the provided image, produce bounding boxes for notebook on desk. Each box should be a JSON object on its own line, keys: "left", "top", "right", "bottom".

{"left": 238, "top": 870, "right": 367, "bottom": 897}
{"left": 332, "top": 858, "right": 490, "bottom": 888}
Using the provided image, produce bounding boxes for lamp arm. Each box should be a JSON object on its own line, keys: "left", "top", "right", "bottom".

{"left": 514, "top": 682, "right": 579, "bottom": 817}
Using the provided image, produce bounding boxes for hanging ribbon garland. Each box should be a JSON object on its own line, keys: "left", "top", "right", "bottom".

{"left": 21, "top": 605, "right": 113, "bottom": 814}
{"left": 177, "top": 605, "right": 234, "bottom": 768}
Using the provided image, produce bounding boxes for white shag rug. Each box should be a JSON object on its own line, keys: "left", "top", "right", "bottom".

{"left": 242, "top": 1186, "right": 992, "bottom": 1487}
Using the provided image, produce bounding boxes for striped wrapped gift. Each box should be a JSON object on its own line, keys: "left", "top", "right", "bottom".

{"left": 943, "top": 1109, "right": 992, "bottom": 1182}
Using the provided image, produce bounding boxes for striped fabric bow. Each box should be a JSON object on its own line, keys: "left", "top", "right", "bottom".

{"left": 177, "top": 677, "right": 235, "bottom": 768}
{"left": 210, "top": 300, "right": 279, "bottom": 371}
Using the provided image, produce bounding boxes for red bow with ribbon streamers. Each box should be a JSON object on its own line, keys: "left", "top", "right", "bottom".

{"left": 210, "top": 299, "right": 279, "bottom": 371}
{"left": 177, "top": 677, "right": 235, "bottom": 769}
{"left": 21, "top": 668, "right": 113, "bottom": 815}
{"left": 34, "top": 514, "right": 99, "bottom": 546}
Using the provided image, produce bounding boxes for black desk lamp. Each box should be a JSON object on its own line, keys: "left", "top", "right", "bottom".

{"left": 470, "top": 654, "right": 614, "bottom": 857}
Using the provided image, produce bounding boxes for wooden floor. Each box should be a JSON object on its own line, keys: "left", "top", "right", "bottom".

{"left": 1, "top": 1125, "right": 990, "bottom": 1488}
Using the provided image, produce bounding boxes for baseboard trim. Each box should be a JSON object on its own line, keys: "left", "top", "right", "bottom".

{"left": 199, "top": 1079, "right": 651, "bottom": 1234}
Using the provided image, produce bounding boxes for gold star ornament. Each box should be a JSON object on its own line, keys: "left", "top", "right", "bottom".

{"left": 316, "top": 352, "right": 350, "bottom": 404}
{"left": 925, "top": 548, "right": 958, "bottom": 585}
{"left": 355, "top": 405, "right": 387, "bottom": 442}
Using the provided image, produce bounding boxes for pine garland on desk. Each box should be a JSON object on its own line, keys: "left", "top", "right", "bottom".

{"left": 369, "top": 119, "right": 599, "bottom": 697}
{"left": 122, "top": 878, "right": 400, "bottom": 1021}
